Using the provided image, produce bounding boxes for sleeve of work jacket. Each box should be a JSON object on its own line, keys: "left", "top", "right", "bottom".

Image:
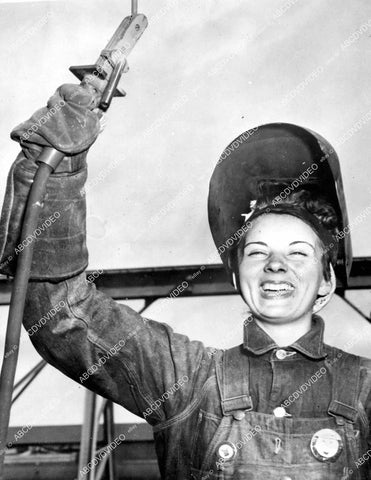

{"left": 0, "top": 83, "right": 214, "bottom": 427}
{"left": 24, "top": 276, "right": 213, "bottom": 426}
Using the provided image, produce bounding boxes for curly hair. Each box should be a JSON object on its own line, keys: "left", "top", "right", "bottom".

{"left": 270, "top": 189, "right": 338, "bottom": 232}
{"left": 236, "top": 188, "right": 339, "bottom": 281}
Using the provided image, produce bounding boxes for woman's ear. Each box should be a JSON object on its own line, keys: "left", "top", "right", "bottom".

{"left": 312, "top": 264, "right": 337, "bottom": 314}
{"left": 318, "top": 276, "right": 333, "bottom": 296}
{"left": 232, "top": 272, "right": 238, "bottom": 290}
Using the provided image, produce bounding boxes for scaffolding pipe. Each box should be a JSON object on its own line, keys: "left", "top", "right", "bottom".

{"left": 12, "top": 360, "right": 47, "bottom": 404}
{"left": 78, "top": 391, "right": 97, "bottom": 480}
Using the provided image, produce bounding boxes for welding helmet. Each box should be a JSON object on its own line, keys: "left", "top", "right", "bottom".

{"left": 208, "top": 123, "right": 352, "bottom": 287}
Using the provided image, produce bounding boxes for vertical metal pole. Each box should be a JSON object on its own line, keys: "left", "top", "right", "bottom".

{"left": 131, "top": 0, "right": 138, "bottom": 15}
{"left": 103, "top": 401, "right": 116, "bottom": 480}
{"left": 88, "top": 397, "right": 105, "bottom": 480}
{"left": 78, "top": 391, "right": 97, "bottom": 480}
{"left": 94, "top": 452, "right": 109, "bottom": 480}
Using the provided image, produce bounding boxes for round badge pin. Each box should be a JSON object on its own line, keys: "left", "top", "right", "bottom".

{"left": 217, "top": 442, "right": 237, "bottom": 461}
{"left": 273, "top": 406, "right": 290, "bottom": 418}
{"left": 310, "top": 428, "right": 343, "bottom": 462}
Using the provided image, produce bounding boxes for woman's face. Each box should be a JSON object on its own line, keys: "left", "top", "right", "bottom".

{"left": 238, "top": 214, "right": 331, "bottom": 324}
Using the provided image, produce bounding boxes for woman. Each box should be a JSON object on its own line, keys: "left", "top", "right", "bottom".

{"left": 0, "top": 84, "right": 370, "bottom": 479}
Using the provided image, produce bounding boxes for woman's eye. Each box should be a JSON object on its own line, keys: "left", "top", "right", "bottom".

{"left": 247, "top": 250, "right": 267, "bottom": 257}
{"left": 289, "top": 251, "right": 308, "bottom": 257}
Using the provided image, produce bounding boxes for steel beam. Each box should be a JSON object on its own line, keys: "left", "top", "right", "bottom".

{"left": 0, "top": 258, "right": 370, "bottom": 305}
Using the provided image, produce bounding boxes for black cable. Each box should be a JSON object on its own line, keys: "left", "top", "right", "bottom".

{"left": 0, "top": 152, "right": 64, "bottom": 478}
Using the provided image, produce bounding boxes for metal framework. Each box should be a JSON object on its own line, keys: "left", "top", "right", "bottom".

{"left": 1, "top": 259, "right": 371, "bottom": 479}
{"left": 1, "top": 258, "right": 371, "bottom": 306}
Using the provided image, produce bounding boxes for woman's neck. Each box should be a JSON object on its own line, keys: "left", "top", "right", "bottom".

{"left": 254, "top": 314, "right": 312, "bottom": 347}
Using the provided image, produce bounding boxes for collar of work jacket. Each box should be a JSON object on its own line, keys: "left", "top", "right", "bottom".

{"left": 243, "top": 315, "right": 327, "bottom": 360}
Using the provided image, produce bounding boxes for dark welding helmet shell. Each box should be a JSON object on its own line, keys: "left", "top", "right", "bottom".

{"left": 208, "top": 122, "right": 352, "bottom": 286}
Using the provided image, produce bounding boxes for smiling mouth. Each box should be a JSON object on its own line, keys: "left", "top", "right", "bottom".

{"left": 260, "top": 282, "right": 295, "bottom": 298}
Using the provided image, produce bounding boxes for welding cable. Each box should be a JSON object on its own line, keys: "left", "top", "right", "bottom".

{"left": 0, "top": 149, "right": 64, "bottom": 478}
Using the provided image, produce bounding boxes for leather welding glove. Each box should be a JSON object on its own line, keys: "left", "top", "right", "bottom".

{"left": 0, "top": 83, "right": 101, "bottom": 280}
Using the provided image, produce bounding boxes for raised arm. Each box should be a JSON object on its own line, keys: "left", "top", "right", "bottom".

{"left": 0, "top": 84, "right": 213, "bottom": 425}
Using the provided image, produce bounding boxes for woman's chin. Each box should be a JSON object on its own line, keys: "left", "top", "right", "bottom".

{"left": 251, "top": 302, "right": 306, "bottom": 324}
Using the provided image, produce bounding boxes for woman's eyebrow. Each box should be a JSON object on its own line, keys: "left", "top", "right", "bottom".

{"left": 290, "top": 240, "right": 315, "bottom": 250}
{"left": 244, "top": 241, "right": 268, "bottom": 247}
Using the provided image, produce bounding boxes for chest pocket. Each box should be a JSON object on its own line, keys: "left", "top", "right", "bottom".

{"left": 191, "top": 413, "right": 358, "bottom": 480}
{"left": 190, "top": 345, "right": 366, "bottom": 480}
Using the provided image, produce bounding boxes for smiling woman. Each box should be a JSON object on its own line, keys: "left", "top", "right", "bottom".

{"left": 235, "top": 191, "right": 339, "bottom": 333}
{"left": 238, "top": 213, "right": 331, "bottom": 326}
{"left": 237, "top": 189, "right": 340, "bottom": 279}
{"left": 204, "top": 123, "right": 371, "bottom": 479}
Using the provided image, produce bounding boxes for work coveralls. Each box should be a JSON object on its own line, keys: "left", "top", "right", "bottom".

{"left": 1, "top": 150, "right": 371, "bottom": 480}
{"left": 20, "top": 270, "right": 371, "bottom": 479}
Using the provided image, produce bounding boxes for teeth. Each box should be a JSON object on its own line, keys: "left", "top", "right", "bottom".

{"left": 262, "top": 282, "right": 294, "bottom": 292}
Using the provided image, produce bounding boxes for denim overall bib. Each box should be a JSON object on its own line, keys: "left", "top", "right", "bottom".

{"left": 190, "top": 346, "right": 368, "bottom": 480}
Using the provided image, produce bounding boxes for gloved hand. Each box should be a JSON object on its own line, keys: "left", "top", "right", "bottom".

{"left": 0, "top": 83, "right": 102, "bottom": 280}
{"left": 11, "top": 83, "right": 102, "bottom": 171}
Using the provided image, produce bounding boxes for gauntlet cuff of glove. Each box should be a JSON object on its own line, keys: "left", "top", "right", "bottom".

{"left": 0, "top": 153, "right": 88, "bottom": 280}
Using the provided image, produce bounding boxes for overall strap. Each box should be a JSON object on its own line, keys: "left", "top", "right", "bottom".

{"left": 216, "top": 345, "right": 253, "bottom": 416}
{"left": 327, "top": 350, "right": 361, "bottom": 424}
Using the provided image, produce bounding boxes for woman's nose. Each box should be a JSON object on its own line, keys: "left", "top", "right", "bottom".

{"left": 264, "top": 254, "right": 288, "bottom": 273}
